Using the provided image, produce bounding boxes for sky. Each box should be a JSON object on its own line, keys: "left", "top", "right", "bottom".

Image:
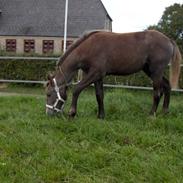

{"left": 101, "top": 0, "right": 183, "bottom": 33}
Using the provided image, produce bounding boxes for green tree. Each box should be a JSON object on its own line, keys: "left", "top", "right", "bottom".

{"left": 148, "top": 3, "right": 183, "bottom": 54}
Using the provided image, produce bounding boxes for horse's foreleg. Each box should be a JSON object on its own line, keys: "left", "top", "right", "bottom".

{"left": 69, "top": 70, "right": 101, "bottom": 118}
{"left": 94, "top": 79, "right": 105, "bottom": 119}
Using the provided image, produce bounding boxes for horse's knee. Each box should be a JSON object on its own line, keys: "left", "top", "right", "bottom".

{"left": 72, "top": 87, "right": 81, "bottom": 98}
{"left": 162, "top": 78, "right": 171, "bottom": 95}
{"left": 153, "top": 90, "right": 161, "bottom": 100}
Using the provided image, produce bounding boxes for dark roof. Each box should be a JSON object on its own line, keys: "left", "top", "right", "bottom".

{"left": 0, "top": 0, "right": 112, "bottom": 37}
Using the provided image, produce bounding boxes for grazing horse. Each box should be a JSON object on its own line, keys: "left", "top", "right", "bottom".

{"left": 46, "top": 30, "right": 181, "bottom": 118}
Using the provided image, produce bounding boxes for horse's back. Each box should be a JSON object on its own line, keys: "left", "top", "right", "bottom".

{"left": 75, "top": 30, "right": 173, "bottom": 75}
{"left": 82, "top": 31, "right": 151, "bottom": 75}
{"left": 89, "top": 30, "right": 173, "bottom": 63}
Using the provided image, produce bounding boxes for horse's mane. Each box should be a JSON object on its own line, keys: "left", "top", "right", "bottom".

{"left": 57, "top": 30, "right": 101, "bottom": 66}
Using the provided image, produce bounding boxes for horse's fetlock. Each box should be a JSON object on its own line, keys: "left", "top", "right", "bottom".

{"left": 69, "top": 108, "right": 76, "bottom": 117}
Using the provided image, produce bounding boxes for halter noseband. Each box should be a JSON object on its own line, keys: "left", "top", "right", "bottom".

{"left": 46, "top": 78, "right": 65, "bottom": 112}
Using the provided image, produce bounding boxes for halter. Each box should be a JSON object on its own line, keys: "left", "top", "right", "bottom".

{"left": 46, "top": 78, "right": 65, "bottom": 112}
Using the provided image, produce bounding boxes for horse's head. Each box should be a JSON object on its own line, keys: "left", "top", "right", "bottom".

{"left": 46, "top": 74, "right": 67, "bottom": 115}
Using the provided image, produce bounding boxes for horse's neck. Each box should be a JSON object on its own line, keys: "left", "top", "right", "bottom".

{"left": 59, "top": 59, "right": 78, "bottom": 85}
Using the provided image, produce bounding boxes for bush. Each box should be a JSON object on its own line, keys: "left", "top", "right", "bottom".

{"left": 0, "top": 59, "right": 56, "bottom": 81}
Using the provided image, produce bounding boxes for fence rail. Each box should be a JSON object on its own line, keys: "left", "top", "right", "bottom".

{"left": 0, "top": 56, "right": 183, "bottom": 93}
{"left": 0, "top": 79, "right": 46, "bottom": 84}
{"left": 0, "top": 56, "right": 58, "bottom": 61}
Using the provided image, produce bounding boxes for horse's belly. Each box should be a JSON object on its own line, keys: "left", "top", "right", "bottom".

{"left": 106, "top": 60, "right": 144, "bottom": 75}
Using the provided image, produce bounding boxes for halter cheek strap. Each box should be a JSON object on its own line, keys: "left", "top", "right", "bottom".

{"left": 46, "top": 78, "right": 65, "bottom": 112}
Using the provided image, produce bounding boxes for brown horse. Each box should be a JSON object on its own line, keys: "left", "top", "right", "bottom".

{"left": 46, "top": 30, "right": 181, "bottom": 118}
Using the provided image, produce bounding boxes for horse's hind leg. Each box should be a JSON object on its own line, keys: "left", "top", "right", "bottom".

{"left": 151, "top": 77, "right": 171, "bottom": 114}
{"left": 162, "top": 77, "right": 171, "bottom": 113}
{"left": 94, "top": 79, "right": 105, "bottom": 119}
{"left": 150, "top": 79, "right": 163, "bottom": 115}
{"left": 143, "top": 65, "right": 164, "bottom": 115}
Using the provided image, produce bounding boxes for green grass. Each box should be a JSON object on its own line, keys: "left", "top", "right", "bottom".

{"left": 0, "top": 88, "right": 183, "bottom": 183}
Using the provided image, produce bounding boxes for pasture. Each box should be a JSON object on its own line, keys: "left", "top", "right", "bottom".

{"left": 0, "top": 87, "right": 183, "bottom": 183}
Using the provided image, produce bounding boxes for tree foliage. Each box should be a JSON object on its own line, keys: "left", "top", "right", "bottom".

{"left": 148, "top": 3, "right": 183, "bottom": 54}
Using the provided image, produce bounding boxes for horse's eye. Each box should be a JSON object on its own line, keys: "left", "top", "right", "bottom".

{"left": 47, "top": 93, "right": 51, "bottom": 97}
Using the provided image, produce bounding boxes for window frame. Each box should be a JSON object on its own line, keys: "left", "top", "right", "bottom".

{"left": 62, "top": 40, "right": 74, "bottom": 51}
{"left": 42, "top": 40, "right": 54, "bottom": 54}
{"left": 24, "top": 39, "right": 35, "bottom": 53}
{"left": 6, "top": 39, "right": 16, "bottom": 52}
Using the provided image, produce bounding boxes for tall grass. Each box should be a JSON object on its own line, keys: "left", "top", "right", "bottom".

{"left": 0, "top": 89, "right": 182, "bottom": 182}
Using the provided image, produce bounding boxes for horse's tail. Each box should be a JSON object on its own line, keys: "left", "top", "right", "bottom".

{"left": 170, "top": 41, "right": 182, "bottom": 89}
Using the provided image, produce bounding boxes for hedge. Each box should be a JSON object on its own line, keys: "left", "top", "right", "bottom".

{"left": 0, "top": 59, "right": 56, "bottom": 81}
{"left": 0, "top": 58, "right": 182, "bottom": 88}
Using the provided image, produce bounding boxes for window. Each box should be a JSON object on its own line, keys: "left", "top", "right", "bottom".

{"left": 62, "top": 40, "right": 74, "bottom": 51}
{"left": 6, "top": 39, "right": 16, "bottom": 52}
{"left": 24, "top": 39, "right": 35, "bottom": 53}
{"left": 43, "top": 40, "right": 54, "bottom": 54}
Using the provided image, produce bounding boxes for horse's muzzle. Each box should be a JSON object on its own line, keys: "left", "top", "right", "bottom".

{"left": 46, "top": 107, "right": 63, "bottom": 116}
{"left": 46, "top": 108, "right": 55, "bottom": 116}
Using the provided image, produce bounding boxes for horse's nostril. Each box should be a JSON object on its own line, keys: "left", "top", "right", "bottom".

{"left": 46, "top": 108, "right": 54, "bottom": 116}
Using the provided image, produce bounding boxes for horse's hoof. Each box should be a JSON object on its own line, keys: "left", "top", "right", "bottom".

{"left": 68, "top": 113, "right": 75, "bottom": 118}
{"left": 149, "top": 111, "right": 156, "bottom": 117}
{"left": 163, "top": 108, "right": 169, "bottom": 114}
{"left": 98, "top": 113, "right": 105, "bottom": 119}
{"left": 68, "top": 109, "right": 76, "bottom": 118}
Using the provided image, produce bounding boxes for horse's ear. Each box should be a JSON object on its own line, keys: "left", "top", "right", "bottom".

{"left": 47, "top": 73, "right": 54, "bottom": 86}
{"left": 47, "top": 73, "right": 52, "bottom": 81}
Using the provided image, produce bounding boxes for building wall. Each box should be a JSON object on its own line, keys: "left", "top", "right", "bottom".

{"left": 0, "top": 36, "right": 77, "bottom": 54}
{"left": 105, "top": 16, "right": 112, "bottom": 31}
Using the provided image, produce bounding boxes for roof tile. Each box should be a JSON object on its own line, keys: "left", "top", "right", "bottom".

{"left": 0, "top": 0, "right": 112, "bottom": 37}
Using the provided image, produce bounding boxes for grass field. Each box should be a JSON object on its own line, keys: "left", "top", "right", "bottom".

{"left": 0, "top": 87, "right": 183, "bottom": 183}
